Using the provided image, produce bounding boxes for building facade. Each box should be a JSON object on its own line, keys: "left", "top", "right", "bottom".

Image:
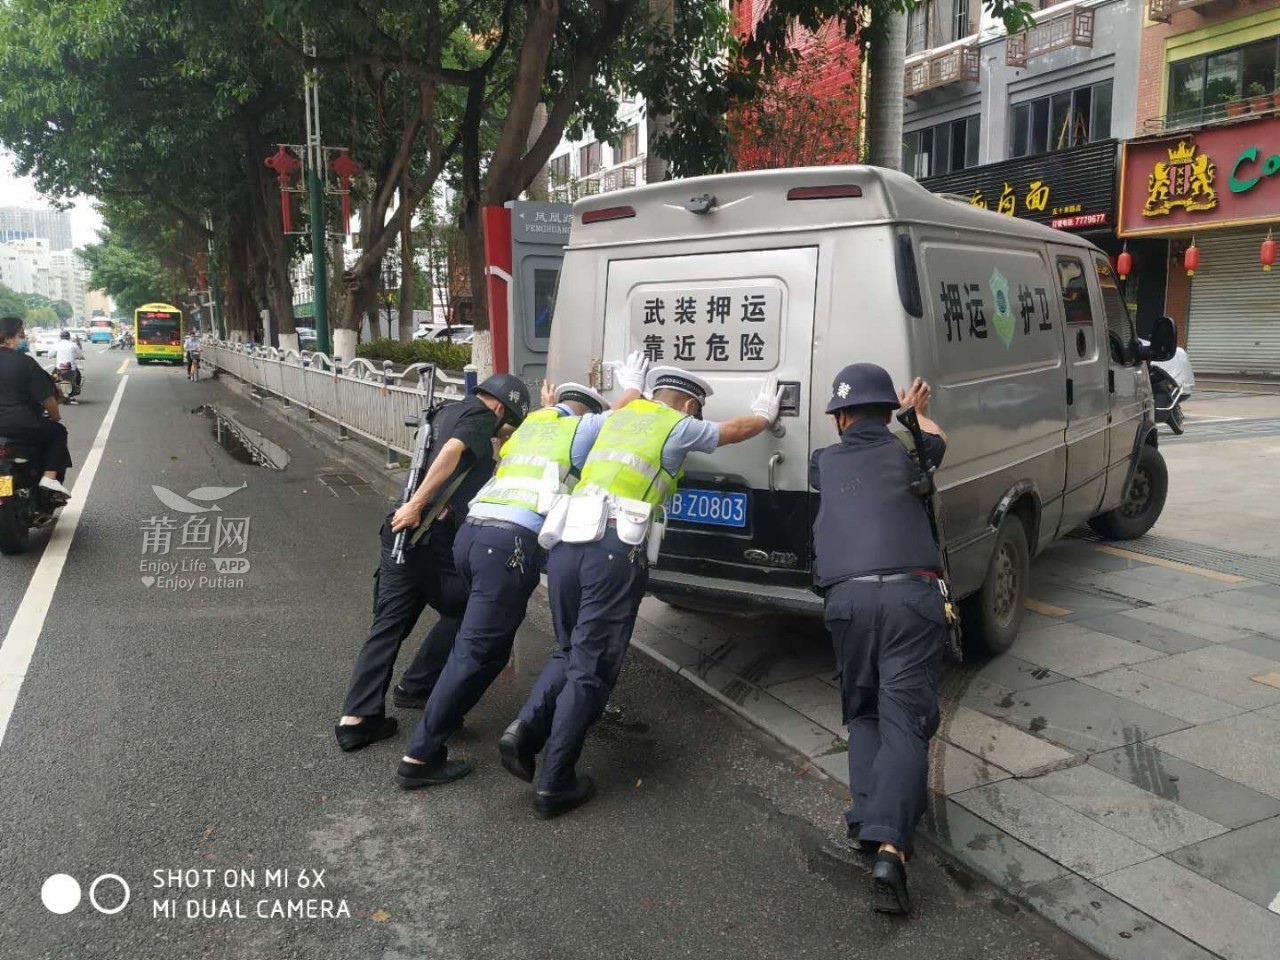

{"left": 0, "top": 205, "right": 73, "bottom": 251}
{"left": 1120, "top": 0, "right": 1280, "bottom": 376}
{"left": 0, "top": 237, "right": 94, "bottom": 318}
{"left": 545, "top": 98, "right": 650, "bottom": 202}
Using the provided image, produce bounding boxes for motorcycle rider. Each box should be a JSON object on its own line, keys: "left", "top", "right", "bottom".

{"left": 53, "top": 330, "right": 83, "bottom": 402}
{"left": 184, "top": 331, "right": 201, "bottom": 380}
{"left": 0, "top": 317, "right": 72, "bottom": 497}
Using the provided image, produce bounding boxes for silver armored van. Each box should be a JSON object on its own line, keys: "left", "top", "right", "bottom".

{"left": 545, "top": 166, "right": 1178, "bottom": 653}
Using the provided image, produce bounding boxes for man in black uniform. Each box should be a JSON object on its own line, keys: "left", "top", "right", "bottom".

{"left": 335, "top": 374, "right": 531, "bottom": 752}
{"left": 810, "top": 363, "right": 947, "bottom": 915}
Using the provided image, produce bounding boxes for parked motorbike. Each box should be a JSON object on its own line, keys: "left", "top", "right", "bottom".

{"left": 53, "top": 362, "right": 82, "bottom": 404}
{"left": 1150, "top": 364, "right": 1185, "bottom": 435}
{"left": 0, "top": 436, "right": 64, "bottom": 554}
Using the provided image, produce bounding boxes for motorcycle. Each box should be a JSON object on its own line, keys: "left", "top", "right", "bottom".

{"left": 0, "top": 436, "right": 64, "bottom": 554}
{"left": 53, "top": 361, "right": 82, "bottom": 403}
{"left": 1150, "top": 363, "right": 1186, "bottom": 435}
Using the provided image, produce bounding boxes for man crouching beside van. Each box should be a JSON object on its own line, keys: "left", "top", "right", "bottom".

{"left": 811, "top": 363, "right": 947, "bottom": 916}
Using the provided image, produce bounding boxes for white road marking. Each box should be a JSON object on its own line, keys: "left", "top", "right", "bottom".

{"left": 0, "top": 375, "right": 129, "bottom": 748}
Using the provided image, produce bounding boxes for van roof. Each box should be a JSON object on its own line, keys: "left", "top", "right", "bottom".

{"left": 569, "top": 165, "right": 1094, "bottom": 250}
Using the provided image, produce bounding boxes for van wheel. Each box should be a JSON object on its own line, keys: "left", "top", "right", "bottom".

{"left": 962, "top": 513, "right": 1030, "bottom": 656}
{"left": 1088, "top": 445, "right": 1168, "bottom": 541}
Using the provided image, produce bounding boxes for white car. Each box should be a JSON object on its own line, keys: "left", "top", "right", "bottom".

{"left": 34, "top": 331, "right": 61, "bottom": 356}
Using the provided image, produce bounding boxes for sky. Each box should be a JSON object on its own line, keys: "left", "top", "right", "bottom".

{"left": 0, "top": 150, "right": 104, "bottom": 248}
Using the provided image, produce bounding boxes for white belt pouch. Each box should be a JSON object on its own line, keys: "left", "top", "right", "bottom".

{"left": 560, "top": 492, "right": 610, "bottom": 544}
{"left": 612, "top": 497, "right": 652, "bottom": 546}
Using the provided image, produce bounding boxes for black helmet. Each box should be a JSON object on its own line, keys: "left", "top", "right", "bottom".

{"left": 474, "top": 374, "right": 531, "bottom": 427}
{"left": 826, "top": 363, "right": 899, "bottom": 414}
{"left": 60, "top": 330, "right": 70, "bottom": 339}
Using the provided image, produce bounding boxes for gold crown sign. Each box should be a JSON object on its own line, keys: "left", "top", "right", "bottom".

{"left": 1144, "top": 139, "right": 1218, "bottom": 218}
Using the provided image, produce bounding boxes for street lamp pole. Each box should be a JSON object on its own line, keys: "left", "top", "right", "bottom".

{"left": 303, "top": 32, "right": 331, "bottom": 357}
{"left": 205, "top": 216, "right": 226, "bottom": 339}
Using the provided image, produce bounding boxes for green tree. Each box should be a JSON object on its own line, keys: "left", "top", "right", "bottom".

{"left": 24, "top": 305, "right": 58, "bottom": 327}
{"left": 79, "top": 231, "right": 175, "bottom": 316}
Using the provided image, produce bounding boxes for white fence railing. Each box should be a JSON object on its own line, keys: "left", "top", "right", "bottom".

{"left": 202, "top": 340, "right": 466, "bottom": 457}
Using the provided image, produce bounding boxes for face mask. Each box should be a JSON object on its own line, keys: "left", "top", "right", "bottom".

{"left": 16, "top": 338, "right": 28, "bottom": 353}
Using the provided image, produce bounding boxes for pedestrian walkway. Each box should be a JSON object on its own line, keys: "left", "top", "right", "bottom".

{"left": 631, "top": 535, "right": 1280, "bottom": 960}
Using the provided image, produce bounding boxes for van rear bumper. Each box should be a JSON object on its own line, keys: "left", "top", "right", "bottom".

{"left": 647, "top": 568, "right": 823, "bottom": 615}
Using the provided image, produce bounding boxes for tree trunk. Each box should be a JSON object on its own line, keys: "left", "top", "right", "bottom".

{"left": 398, "top": 178, "right": 415, "bottom": 341}
{"left": 243, "top": 124, "right": 298, "bottom": 341}
{"left": 866, "top": 12, "right": 908, "bottom": 170}
{"left": 645, "top": 0, "right": 676, "bottom": 184}
{"left": 526, "top": 103, "right": 550, "bottom": 201}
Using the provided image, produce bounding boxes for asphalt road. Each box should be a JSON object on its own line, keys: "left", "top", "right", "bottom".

{"left": 0, "top": 347, "right": 1099, "bottom": 960}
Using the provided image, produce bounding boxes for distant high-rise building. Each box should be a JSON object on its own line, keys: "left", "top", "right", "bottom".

{"left": 0, "top": 205, "right": 73, "bottom": 251}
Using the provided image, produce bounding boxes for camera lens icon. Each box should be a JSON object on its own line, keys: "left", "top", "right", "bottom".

{"left": 41, "top": 874, "right": 130, "bottom": 915}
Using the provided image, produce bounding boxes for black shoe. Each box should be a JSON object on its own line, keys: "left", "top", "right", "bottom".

{"left": 498, "top": 720, "right": 537, "bottom": 783}
{"left": 871, "top": 851, "right": 911, "bottom": 915}
{"left": 391, "top": 684, "right": 428, "bottom": 709}
{"left": 533, "top": 774, "right": 595, "bottom": 820}
{"left": 335, "top": 716, "right": 398, "bottom": 752}
{"left": 395, "top": 756, "right": 472, "bottom": 790}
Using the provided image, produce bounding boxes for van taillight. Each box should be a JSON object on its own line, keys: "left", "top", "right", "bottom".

{"left": 581, "top": 206, "right": 636, "bottom": 224}
{"left": 786, "top": 185, "right": 863, "bottom": 201}
{"left": 0, "top": 443, "right": 11, "bottom": 460}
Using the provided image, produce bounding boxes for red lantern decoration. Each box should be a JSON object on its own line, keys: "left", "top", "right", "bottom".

{"left": 1262, "top": 231, "right": 1277, "bottom": 272}
{"left": 264, "top": 146, "right": 302, "bottom": 233}
{"left": 1184, "top": 240, "right": 1199, "bottom": 277}
{"left": 1117, "top": 244, "right": 1132, "bottom": 280}
{"left": 328, "top": 150, "right": 363, "bottom": 236}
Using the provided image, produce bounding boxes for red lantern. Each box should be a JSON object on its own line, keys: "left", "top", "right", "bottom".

{"left": 328, "top": 150, "right": 363, "bottom": 235}
{"left": 264, "top": 146, "right": 302, "bottom": 233}
{"left": 1117, "top": 246, "right": 1132, "bottom": 280}
{"left": 1184, "top": 240, "right": 1199, "bottom": 277}
{"left": 1262, "top": 232, "right": 1277, "bottom": 272}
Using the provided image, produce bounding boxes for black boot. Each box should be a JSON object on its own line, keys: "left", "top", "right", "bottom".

{"left": 871, "top": 851, "right": 911, "bottom": 915}
{"left": 335, "top": 716, "right": 398, "bottom": 753}
{"left": 498, "top": 720, "right": 537, "bottom": 783}
{"left": 395, "top": 754, "right": 471, "bottom": 789}
{"left": 392, "top": 684, "right": 428, "bottom": 710}
{"left": 533, "top": 775, "right": 595, "bottom": 820}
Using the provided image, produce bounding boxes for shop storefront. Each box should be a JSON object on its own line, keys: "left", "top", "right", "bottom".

{"left": 1119, "top": 115, "right": 1280, "bottom": 377}
{"left": 921, "top": 141, "right": 1170, "bottom": 336}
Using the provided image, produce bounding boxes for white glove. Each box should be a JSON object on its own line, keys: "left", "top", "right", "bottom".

{"left": 751, "top": 375, "right": 783, "bottom": 424}
{"left": 613, "top": 350, "right": 649, "bottom": 393}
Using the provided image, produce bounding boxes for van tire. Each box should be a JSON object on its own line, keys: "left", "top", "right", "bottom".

{"left": 1088, "top": 445, "right": 1168, "bottom": 541}
{"left": 962, "top": 513, "right": 1030, "bottom": 656}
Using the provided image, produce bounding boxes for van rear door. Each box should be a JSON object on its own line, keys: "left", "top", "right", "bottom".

{"left": 601, "top": 247, "right": 818, "bottom": 587}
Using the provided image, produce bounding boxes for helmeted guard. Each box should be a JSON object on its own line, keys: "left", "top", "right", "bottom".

{"left": 810, "top": 362, "right": 948, "bottom": 915}
{"left": 503, "top": 365, "right": 785, "bottom": 818}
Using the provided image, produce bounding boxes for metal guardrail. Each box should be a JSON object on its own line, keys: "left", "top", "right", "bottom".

{"left": 201, "top": 339, "right": 465, "bottom": 458}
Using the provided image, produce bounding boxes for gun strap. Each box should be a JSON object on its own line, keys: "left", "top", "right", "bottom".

{"left": 408, "top": 467, "right": 473, "bottom": 547}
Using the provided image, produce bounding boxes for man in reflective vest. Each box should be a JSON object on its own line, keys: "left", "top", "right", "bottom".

{"left": 395, "top": 363, "right": 647, "bottom": 788}
{"left": 503, "top": 365, "right": 785, "bottom": 818}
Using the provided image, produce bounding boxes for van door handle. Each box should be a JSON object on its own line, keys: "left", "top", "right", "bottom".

{"left": 1066, "top": 378, "right": 1075, "bottom": 405}
{"left": 1108, "top": 369, "right": 1116, "bottom": 393}
{"left": 768, "top": 451, "right": 784, "bottom": 492}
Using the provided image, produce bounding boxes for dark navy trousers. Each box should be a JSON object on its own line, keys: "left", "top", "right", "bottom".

{"left": 825, "top": 578, "right": 944, "bottom": 854}
{"left": 341, "top": 515, "right": 468, "bottom": 718}
{"left": 405, "top": 521, "right": 542, "bottom": 761}
{"left": 517, "top": 530, "right": 648, "bottom": 792}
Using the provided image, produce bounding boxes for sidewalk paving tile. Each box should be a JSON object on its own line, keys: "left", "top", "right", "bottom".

{"left": 929, "top": 741, "right": 1012, "bottom": 795}
{"left": 938, "top": 654, "right": 1066, "bottom": 702}
{"left": 922, "top": 797, "right": 1070, "bottom": 895}
{"left": 1019, "top": 584, "right": 1133, "bottom": 619}
{"left": 1007, "top": 622, "right": 1165, "bottom": 678}
{"left": 630, "top": 620, "right": 704, "bottom": 672}
{"left": 1227, "top": 632, "right": 1280, "bottom": 663}
{"left": 1023, "top": 764, "right": 1227, "bottom": 853}
{"left": 1078, "top": 666, "right": 1245, "bottom": 725}
{"left": 1089, "top": 743, "right": 1280, "bottom": 829}
{"left": 1152, "top": 712, "right": 1280, "bottom": 800}
{"left": 1078, "top": 613, "right": 1214, "bottom": 656}
{"left": 1132, "top": 646, "right": 1280, "bottom": 710}
{"left": 1022, "top": 874, "right": 1219, "bottom": 960}
{"left": 952, "top": 779, "right": 1155, "bottom": 878}
{"left": 1159, "top": 596, "right": 1280, "bottom": 640}
{"left": 764, "top": 676, "right": 844, "bottom": 735}
{"left": 1170, "top": 815, "right": 1280, "bottom": 910}
{"left": 1098, "top": 857, "right": 1280, "bottom": 960}
{"left": 1099, "top": 563, "right": 1253, "bottom": 595}
{"left": 1074, "top": 571, "right": 1223, "bottom": 606}
{"left": 965, "top": 677, "right": 1190, "bottom": 755}
{"left": 936, "top": 703, "right": 1078, "bottom": 777}
{"left": 1122, "top": 606, "right": 1246, "bottom": 644}
{"left": 811, "top": 750, "right": 849, "bottom": 787}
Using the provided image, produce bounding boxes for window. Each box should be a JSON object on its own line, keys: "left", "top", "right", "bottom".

{"left": 549, "top": 153, "right": 570, "bottom": 185}
{"left": 1166, "top": 36, "right": 1280, "bottom": 125}
{"left": 903, "top": 115, "right": 980, "bottom": 178}
{"left": 1093, "top": 255, "right": 1136, "bottom": 363}
{"left": 533, "top": 268, "right": 559, "bottom": 339}
{"left": 953, "top": 0, "right": 971, "bottom": 42}
{"left": 1056, "top": 257, "right": 1094, "bottom": 328}
{"left": 907, "top": 1, "right": 929, "bottom": 55}
{"left": 1010, "top": 80, "right": 1113, "bottom": 158}
{"left": 579, "top": 142, "right": 601, "bottom": 176}
{"left": 620, "top": 125, "right": 639, "bottom": 162}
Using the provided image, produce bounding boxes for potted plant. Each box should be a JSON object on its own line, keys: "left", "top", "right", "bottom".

{"left": 1249, "top": 81, "right": 1271, "bottom": 113}
{"left": 1225, "top": 96, "right": 1248, "bottom": 117}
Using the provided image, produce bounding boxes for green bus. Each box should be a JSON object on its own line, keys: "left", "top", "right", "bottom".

{"left": 133, "top": 303, "right": 183, "bottom": 363}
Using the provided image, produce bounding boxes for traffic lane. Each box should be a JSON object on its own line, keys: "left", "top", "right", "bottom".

{"left": 0, "top": 345, "right": 121, "bottom": 641}
{"left": 0, "top": 380, "right": 1094, "bottom": 960}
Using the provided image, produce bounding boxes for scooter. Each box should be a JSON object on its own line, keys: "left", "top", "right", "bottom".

{"left": 1150, "top": 363, "right": 1185, "bottom": 435}
{"left": 0, "top": 436, "right": 64, "bottom": 554}
{"left": 53, "top": 361, "right": 82, "bottom": 404}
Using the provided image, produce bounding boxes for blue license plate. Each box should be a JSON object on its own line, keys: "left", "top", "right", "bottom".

{"left": 668, "top": 489, "right": 748, "bottom": 528}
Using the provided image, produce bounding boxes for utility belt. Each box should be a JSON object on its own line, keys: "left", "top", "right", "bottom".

{"left": 537, "top": 490, "right": 665, "bottom": 564}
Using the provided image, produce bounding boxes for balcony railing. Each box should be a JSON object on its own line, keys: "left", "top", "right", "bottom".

{"left": 1006, "top": 7, "right": 1094, "bottom": 67}
{"left": 1148, "top": 0, "right": 1235, "bottom": 20}
{"left": 905, "top": 42, "right": 980, "bottom": 98}
{"left": 1142, "top": 91, "right": 1280, "bottom": 133}
{"left": 549, "top": 156, "right": 645, "bottom": 203}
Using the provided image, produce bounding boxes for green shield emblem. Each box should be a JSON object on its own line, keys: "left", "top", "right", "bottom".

{"left": 989, "top": 268, "right": 1015, "bottom": 348}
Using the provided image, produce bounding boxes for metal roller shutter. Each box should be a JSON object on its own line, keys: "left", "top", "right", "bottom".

{"left": 1187, "top": 231, "right": 1280, "bottom": 376}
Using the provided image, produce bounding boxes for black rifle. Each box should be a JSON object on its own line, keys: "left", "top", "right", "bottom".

{"left": 896, "top": 406, "right": 964, "bottom": 663}
{"left": 391, "top": 366, "right": 438, "bottom": 565}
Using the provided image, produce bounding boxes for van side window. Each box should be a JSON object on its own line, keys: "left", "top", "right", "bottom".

{"left": 1092, "top": 255, "right": 1137, "bottom": 365}
{"left": 1055, "top": 257, "right": 1094, "bottom": 328}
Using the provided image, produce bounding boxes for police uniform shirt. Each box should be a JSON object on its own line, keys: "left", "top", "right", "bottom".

{"left": 423, "top": 395, "right": 503, "bottom": 521}
{"left": 809, "top": 419, "right": 945, "bottom": 587}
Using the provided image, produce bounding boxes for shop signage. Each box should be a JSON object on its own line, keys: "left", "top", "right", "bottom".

{"left": 920, "top": 140, "right": 1118, "bottom": 232}
{"left": 1119, "top": 115, "right": 1280, "bottom": 237}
